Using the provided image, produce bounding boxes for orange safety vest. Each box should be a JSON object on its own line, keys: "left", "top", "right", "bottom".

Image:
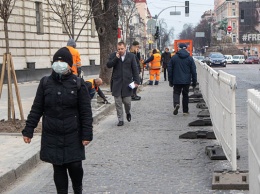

{"left": 150, "top": 53, "right": 161, "bottom": 70}
{"left": 87, "top": 79, "right": 98, "bottom": 92}
{"left": 66, "top": 46, "right": 82, "bottom": 75}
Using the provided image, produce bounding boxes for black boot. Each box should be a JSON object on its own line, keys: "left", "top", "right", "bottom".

{"left": 155, "top": 81, "right": 159, "bottom": 85}
{"left": 148, "top": 80, "right": 153, "bottom": 85}
{"left": 73, "top": 186, "right": 82, "bottom": 194}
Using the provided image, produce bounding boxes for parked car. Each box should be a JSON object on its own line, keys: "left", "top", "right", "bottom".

{"left": 244, "top": 56, "right": 260, "bottom": 64}
{"left": 193, "top": 56, "right": 205, "bottom": 62}
{"left": 224, "top": 55, "right": 233, "bottom": 64}
{"left": 232, "top": 55, "right": 245, "bottom": 64}
{"left": 203, "top": 52, "right": 227, "bottom": 67}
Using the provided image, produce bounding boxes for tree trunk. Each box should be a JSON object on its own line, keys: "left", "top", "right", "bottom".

{"left": 4, "top": 20, "right": 10, "bottom": 54}
{"left": 90, "top": 0, "right": 118, "bottom": 85}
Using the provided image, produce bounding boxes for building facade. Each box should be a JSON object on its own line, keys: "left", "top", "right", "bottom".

{"left": 214, "top": 0, "right": 260, "bottom": 56}
{"left": 0, "top": 0, "right": 100, "bottom": 71}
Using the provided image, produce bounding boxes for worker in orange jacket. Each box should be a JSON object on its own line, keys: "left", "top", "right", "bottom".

{"left": 85, "top": 78, "right": 109, "bottom": 104}
{"left": 143, "top": 49, "right": 161, "bottom": 85}
{"left": 66, "top": 39, "right": 82, "bottom": 77}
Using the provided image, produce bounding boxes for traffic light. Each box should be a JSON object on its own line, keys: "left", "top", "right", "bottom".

{"left": 185, "top": 1, "right": 189, "bottom": 17}
{"left": 154, "top": 26, "right": 159, "bottom": 40}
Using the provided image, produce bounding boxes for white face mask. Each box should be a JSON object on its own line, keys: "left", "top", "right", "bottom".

{"left": 52, "top": 61, "right": 69, "bottom": 74}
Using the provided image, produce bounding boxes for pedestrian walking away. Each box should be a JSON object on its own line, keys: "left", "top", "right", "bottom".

{"left": 85, "top": 78, "right": 109, "bottom": 103}
{"left": 161, "top": 47, "right": 171, "bottom": 81}
{"left": 107, "top": 41, "right": 140, "bottom": 126}
{"left": 66, "top": 39, "right": 82, "bottom": 77}
{"left": 143, "top": 49, "right": 161, "bottom": 85}
{"left": 130, "top": 40, "right": 142, "bottom": 101}
{"left": 168, "top": 43, "right": 197, "bottom": 116}
{"left": 22, "top": 47, "right": 93, "bottom": 194}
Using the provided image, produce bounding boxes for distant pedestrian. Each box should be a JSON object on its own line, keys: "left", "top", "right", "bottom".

{"left": 130, "top": 41, "right": 142, "bottom": 100}
{"left": 168, "top": 43, "right": 197, "bottom": 116}
{"left": 107, "top": 41, "right": 140, "bottom": 126}
{"left": 161, "top": 47, "right": 171, "bottom": 81}
{"left": 85, "top": 78, "right": 109, "bottom": 103}
{"left": 67, "top": 39, "right": 82, "bottom": 77}
{"left": 143, "top": 49, "right": 161, "bottom": 85}
{"left": 171, "top": 49, "right": 176, "bottom": 57}
{"left": 22, "top": 47, "right": 93, "bottom": 194}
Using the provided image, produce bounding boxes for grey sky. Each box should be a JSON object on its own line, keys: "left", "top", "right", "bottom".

{"left": 146, "top": 0, "right": 214, "bottom": 39}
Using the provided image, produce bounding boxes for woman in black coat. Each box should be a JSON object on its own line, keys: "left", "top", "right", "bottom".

{"left": 22, "top": 47, "right": 93, "bottom": 194}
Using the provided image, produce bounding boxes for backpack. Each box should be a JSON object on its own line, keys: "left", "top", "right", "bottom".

{"left": 43, "top": 76, "right": 81, "bottom": 90}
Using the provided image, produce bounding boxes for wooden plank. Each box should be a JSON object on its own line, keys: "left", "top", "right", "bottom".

{"left": 6, "top": 54, "right": 15, "bottom": 121}
{"left": 10, "top": 54, "right": 24, "bottom": 121}
{"left": 0, "top": 54, "right": 7, "bottom": 98}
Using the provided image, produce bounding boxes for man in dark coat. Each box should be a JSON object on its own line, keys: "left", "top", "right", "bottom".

{"left": 107, "top": 41, "right": 140, "bottom": 126}
{"left": 22, "top": 47, "right": 93, "bottom": 194}
{"left": 161, "top": 47, "right": 171, "bottom": 81}
{"left": 130, "top": 41, "right": 142, "bottom": 100}
{"left": 168, "top": 43, "right": 197, "bottom": 116}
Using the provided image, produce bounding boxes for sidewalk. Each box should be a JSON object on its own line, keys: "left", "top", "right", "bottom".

{"left": 0, "top": 72, "right": 150, "bottom": 193}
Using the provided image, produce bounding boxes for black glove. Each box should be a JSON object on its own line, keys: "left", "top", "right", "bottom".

{"left": 77, "top": 67, "right": 82, "bottom": 77}
{"left": 169, "top": 82, "right": 173, "bottom": 87}
{"left": 103, "top": 99, "right": 110, "bottom": 104}
{"left": 192, "top": 82, "right": 197, "bottom": 88}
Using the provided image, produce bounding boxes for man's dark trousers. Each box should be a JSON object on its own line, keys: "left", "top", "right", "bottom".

{"left": 173, "top": 84, "right": 190, "bottom": 113}
{"left": 163, "top": 67, "right": 167, "bottom": 81}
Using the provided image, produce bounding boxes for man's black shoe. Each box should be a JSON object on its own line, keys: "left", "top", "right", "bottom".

{"left": 173, "top": 104, "right": 180, "bottom": 115}
{"left": 126, "top": 113, "right": 131, "bottom": 122}
{"left": 117, "top": 121, "right": 124, "bottom": 126}
{"left": 132, "top": 96, "right": 141, "bottom": 101}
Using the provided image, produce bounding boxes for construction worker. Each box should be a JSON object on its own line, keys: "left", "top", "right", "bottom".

{"left": 66, "top": 39, "right": 82, "bottom": 77}
{"left": 85, "top": 78, "right": 109, "bottom": 103}
{"left": 143, "top": 49, "right": 161, "bottom": 85}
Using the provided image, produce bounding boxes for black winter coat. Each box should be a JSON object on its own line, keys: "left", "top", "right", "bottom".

{"left": 161, "top": 51, "right": 171, "bottom": 68}
{"left": 22, "top": 72, "right": 93, "bottom": 165}
{"left": 168, "top": 49, "right": 197, "bottom": 85}
{"left": 107, "top": 52, "right": 140, "bottom": 97}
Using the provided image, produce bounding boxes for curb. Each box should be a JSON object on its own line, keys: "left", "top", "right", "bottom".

{"left": 0, "top": 103, "right": 115, "bottom": 193}
{"left": 0, "top": 79, "right": 149, "bottom": 193}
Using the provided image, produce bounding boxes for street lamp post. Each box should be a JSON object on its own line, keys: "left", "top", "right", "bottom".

{"left": 153, "top": 2, "right": 189, "bottom": 49}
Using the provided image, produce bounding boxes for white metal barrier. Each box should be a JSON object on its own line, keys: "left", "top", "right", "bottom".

{"left": 247, "top": 89, "right": 260, "bottom": 193}
{"left": 195, "top": 60, "right": 237, "bottom": 171}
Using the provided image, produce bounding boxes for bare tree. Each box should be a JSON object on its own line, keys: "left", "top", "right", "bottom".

{"left": 90, "top": 0, "right": 118, "bottom": 85}
{"left": 118, "top": 0, "right": 138, "bottom": 43}
{"left": 46, "top": 0, "right": 101, "bottom": 41}
{"left": 194, "top": 19, "right": 211, "bottom": 48}
{"left": 160, "top": 27, "right": 174, "bottom": 49}
{"left": 0, "top": 0, "right": 16, "bottom": 53}
{"left": 0, "top": 0, "right": 24, "bottom": 121}
{"left": 178, "top": 24, "right": 194, "bottom": 40}
{"left": 156, "top": 19, "right": 174, "bottom": 50}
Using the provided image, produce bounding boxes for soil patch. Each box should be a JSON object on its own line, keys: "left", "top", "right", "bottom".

{"left": 0, "top": 120, "right": 42, "bottom": 133}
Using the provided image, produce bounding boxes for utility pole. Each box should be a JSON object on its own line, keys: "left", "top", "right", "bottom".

{"left": 153, "top": 1, "right": 189, "bottom": 49}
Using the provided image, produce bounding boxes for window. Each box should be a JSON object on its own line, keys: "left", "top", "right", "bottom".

{"left": 232, "top": 35, "right": 236, "bottom": 43}
{"left": 232, "top": 22, "right": 236, "bottom": 28}
{"left": 232, "top": 8, "right": 235, "bottom": 16}
{"left": 35, "top": 2, "right": 44, "bottom": 34}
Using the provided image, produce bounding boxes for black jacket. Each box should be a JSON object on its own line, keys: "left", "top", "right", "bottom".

{"left": 107, "top": 52, "right": 140, "bottom": 97}
{"left": 168, "top": 49, "right": 197, "bottom": 85}
{"left": 22, "top": 71, "right": 93, "bottom": 165}
{"left": 161, "top": 51, "right": 171, "bottom": 68}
